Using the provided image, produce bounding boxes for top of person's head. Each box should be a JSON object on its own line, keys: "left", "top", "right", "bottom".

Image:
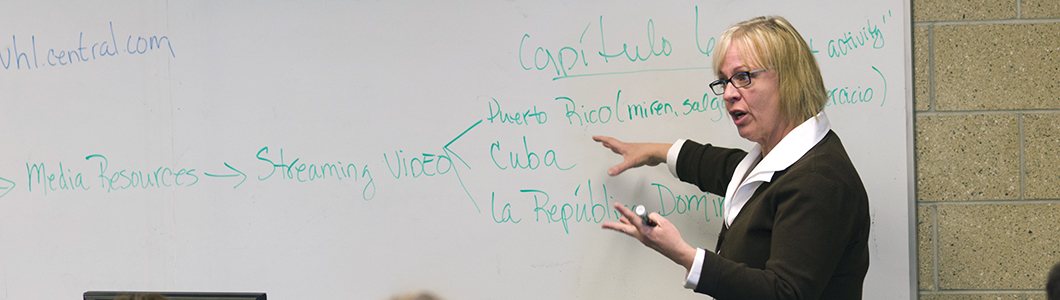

{"left": 1048, "top": 261, "right": 1060, "bottom": 300}
{"left": 713, "top": 16, "right": 827, "bottom": 127}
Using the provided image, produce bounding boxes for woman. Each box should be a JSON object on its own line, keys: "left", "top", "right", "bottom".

{"left": 595, "top": 16, "right": 870, "bottom": 299}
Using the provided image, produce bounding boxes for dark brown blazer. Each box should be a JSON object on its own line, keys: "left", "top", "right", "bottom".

{"left": 676, "top": 131, "right": 870, "bottom": 300}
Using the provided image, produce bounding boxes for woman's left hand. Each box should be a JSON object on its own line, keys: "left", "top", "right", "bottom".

{"left": 602, "top": 202, "right": 698, "bottom": 272}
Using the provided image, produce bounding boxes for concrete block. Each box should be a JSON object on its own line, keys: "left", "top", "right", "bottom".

{"left": 915, "top": 25, "right": 932, "bottom": 112}
{"left": 936, "top": 203, "right": 1060, "bottom": 289}
{"left": 1022, "top": 0, "right": 1060, "bottom": 18}
{"left": 919, "top": 204, "right": 937, "bottom": 290}
{"left": 934, "top": 23, "right": 1060, "bottom": 111}
{"left": 913, "top": 0, "right": 1016, "bottom": 22}
{"left": 1024, "top": 113, "right": 1060, "bottom": 200}
{"left": 919, "top": 294, "right": 1022, "bottom": 300}
{"left": 916, "top": 114, "right": 1020, "bottom": 201}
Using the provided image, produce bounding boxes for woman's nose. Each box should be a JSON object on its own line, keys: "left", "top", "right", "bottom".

{"left": 722, "top": 81, "right": 741, "bottom": 102}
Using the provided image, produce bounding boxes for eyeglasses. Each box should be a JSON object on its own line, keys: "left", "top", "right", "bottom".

{"left": 709, "top": 67, "right": 773, "bottom": 95}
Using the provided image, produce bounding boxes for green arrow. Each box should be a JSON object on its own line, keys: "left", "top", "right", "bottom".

{"left": 0, "top": 176, "right": 14, "bottom": 198}
{"left": 442, "top": 119, "right": 482, "bottom": 213}
{"left": 204, "top": 162, "right": 247, "bottom": 189}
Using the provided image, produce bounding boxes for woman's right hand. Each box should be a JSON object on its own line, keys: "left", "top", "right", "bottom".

{"left": 591, "top": 136, "right": 672, "bottom": 176}
{"left": 602, "top": 202, "right": 697, "bottom": 272}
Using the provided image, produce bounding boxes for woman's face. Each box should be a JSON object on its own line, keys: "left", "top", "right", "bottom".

{"left": 719, "top": 41, "right": 791, "bottom": 153}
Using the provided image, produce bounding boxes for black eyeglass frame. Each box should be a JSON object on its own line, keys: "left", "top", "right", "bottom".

{"left": 708, "top": 67, "right": 774, "bottom": 96}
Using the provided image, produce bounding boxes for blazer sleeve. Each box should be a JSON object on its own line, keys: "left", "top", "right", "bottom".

{"left": 674, "top": 140, "right": 747, "bottom": 196}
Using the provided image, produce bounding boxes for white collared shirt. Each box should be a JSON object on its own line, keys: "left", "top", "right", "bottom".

{"left": 666, "top": 112, "right": 832, "bottom": 289}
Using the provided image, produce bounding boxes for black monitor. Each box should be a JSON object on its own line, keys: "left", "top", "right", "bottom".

{"left": 84, "top": 291, "right": 266, "bottom": 300}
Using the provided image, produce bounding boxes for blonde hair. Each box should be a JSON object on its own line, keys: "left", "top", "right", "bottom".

{"left": 713, "top": 16, "right": 827, "bottom": 127}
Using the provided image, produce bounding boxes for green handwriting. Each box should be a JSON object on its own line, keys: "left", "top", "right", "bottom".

{"left": 490, "top": 136, "right": 575, "bottom": 171}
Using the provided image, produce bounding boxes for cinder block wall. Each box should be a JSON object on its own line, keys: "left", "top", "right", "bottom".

{"left": 913, "top": 0, "right": 1060, "bottom": 299}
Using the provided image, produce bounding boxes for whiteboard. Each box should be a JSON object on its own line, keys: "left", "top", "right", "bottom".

{"left": 0, "top": 1, "right": 912, "bottom": 299}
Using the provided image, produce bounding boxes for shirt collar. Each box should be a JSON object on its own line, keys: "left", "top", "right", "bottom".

{"left": 739, "top": 111, "right": 832, "bottom": 184}
{"left": 757, "top": 112, "right": 831, "bottom": 175}
{"left": 722, "top": 112, "right": 832, "bottom": 226}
